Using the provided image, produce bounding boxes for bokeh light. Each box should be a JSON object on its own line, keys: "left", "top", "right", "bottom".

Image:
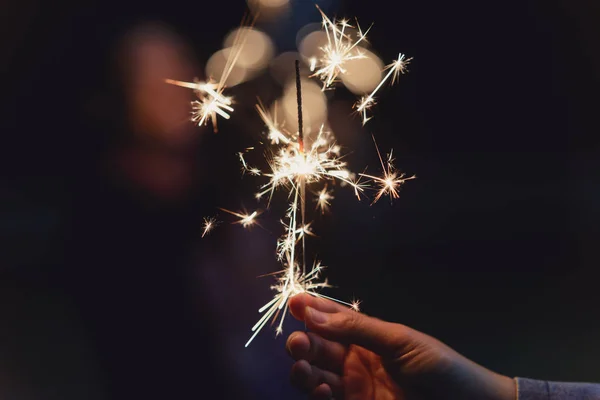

{"left": 206, "top": 48, "right": 248, "bottom": 87}
{"left": 247, "top": 0, "right": 290, "bottom": 21}
{"left": 298, "top": 29, "right": 327, "bottom": 62}
{"left": 207, "top": 28, "right": 275, "bottom": 88}
{"left": 223, "top": 28, "right": 275, "bottom": 71}
{"left": 340, "top": 48, "right": 383, "bottom": 94}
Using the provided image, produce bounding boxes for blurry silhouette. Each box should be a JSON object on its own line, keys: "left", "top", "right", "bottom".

{"left": 64, "top": 22, "right": 235, "bottom": 399}
{"left": 64, "top": 20, "right": 294, "bottom": 400}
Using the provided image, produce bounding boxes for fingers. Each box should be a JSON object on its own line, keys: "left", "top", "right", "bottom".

{"left": 287, "top": 331, "right": 347, "bottom": 374}
{"left": 310, "top": 383, "right": 333, "bottom": 400}
{"left": 289, "top": 293, "right": 347, "bottom": 320}
{"left": 290, "top": 360, "right": 343, "bottom": 398}
{"left": 300, "top": 298, "right": 412, "bottom": 358}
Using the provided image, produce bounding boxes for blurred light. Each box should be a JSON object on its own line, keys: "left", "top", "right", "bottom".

{"left": 281, "top": 79, "right": 327, "bottom": 135}
{"left": 247, "top": 0, "right": 290, "bottom": 21}
{"left": 340, "top": 48, "right": 383, "bottom": 94}
{"left": 206, "top": 48, "right": 248, "bottom": 87}
{"left": 270, "top": 52, "right": 310, "bottom": 86}
{"left": 296, "top": 23, "right": 322, "bottom": 49}
{"left": 298, "top": 30, "right": 327, "bottom": 61}
{"left": 224, "top": 28, "right": 275, "bottom": 71}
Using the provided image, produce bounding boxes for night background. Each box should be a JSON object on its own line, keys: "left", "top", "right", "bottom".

{"left": 1, "top": 0, "right": 600, "bottom": 398}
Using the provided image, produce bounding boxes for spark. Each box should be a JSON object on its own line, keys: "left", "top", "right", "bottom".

{"left": 355, "top": 53, "right": 412, "bottom": 125}
{"left": 311, "top": 5, "right": 372, "bottom": 90}
{"left": 239, "top": 151, "right": 261, "bottom": 176}
{"left": 351, "top": 299, "right": 362, "bottom": 312}
{"left": 164, "top": 79, "right": 231, "bottom": 104}
{"left": 164, "top": 14, "right": 255, "bottom": 132}
{"left": 315, "top": 186, "right": 334, "bottom": 213}
{"left": 201, "top": 216, "right": 219, "bottom": 238}
{"left": 256, "top": 98, "right": 290, "bottom": 145}
{"left": 360, "top": 136, "right": 416, "bottom": 204}
{"left": 276, "top": 217, "right": 315, "bottom": 261}
{"left": 253, "top": 124, "right": 365, "bottom": 205}
{"left": 219, "top": 208, "right": 261, "bottom": 229}
{"left": 166, "top": 78, "right": 234, "bottom": 132}
{"left": 191, "top": 94, "right": 234, "bottom": 129}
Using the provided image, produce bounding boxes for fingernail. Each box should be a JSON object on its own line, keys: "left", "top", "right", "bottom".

{"left": 305, "top": 306, "right": 328, "bottom": 324}
{"left": 286, "top": 332, "right": 298, "bottom": 353}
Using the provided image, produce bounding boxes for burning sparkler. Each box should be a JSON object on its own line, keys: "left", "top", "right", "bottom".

{"left": 242, "top": 61, "right": 372, "bottom": 347}
{"left": 239, "top": 47, "right": 417, "bottom": 344}
{"left": 172, "top": 7, "right": 414, "bottom": 347}
{"left": 205, "top": 64, "right": 412, "bottom": 345}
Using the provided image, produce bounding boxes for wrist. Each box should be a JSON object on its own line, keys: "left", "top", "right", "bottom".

{"left": 478, "top": 371, "right": 516, "bottom": 400}
{"left": 494, "top": 374, "right": 517, "bottom": 400}
{"left": 457, "top": 357, "right": 516, "bottom": 400}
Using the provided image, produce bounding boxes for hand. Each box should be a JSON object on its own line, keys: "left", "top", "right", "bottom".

{"left": 286, "top": 294, "right": 516, "bottom": 400}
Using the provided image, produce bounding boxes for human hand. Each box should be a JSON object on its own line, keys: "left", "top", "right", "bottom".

{"left": 286, "top": 294, "right": 515, "bottom": 400}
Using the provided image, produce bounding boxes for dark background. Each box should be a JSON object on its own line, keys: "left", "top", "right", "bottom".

{"left": 1, "top": 0, "right": 600, "bottom": 398}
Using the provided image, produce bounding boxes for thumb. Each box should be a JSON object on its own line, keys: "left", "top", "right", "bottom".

{"left": 289, "top": 293, "right": 411, "bottom": 357}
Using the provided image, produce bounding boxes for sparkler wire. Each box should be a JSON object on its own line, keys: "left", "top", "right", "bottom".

{"left": 295, "top": 59, "right": 308, "bottom": 276}
{"left": 295, "top": 60, "right": 304, "bottom": 153}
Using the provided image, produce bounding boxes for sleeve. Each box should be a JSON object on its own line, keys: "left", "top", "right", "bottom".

{"left": 517, "top": 377, "right": 600, "bottom": 399}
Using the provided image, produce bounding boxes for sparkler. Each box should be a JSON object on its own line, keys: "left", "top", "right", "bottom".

{"left": 239, "top": 54, "right": 417, "bottom": 344}
{"left": 173, "top": 7, "right": 414, "bottom": 346}
{"left": 242, "top": 61, "right": 373, "bottom": 347}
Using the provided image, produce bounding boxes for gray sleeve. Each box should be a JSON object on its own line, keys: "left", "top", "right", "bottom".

{"left": 517, "top": 377, "right": 600, "bottom": 399}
